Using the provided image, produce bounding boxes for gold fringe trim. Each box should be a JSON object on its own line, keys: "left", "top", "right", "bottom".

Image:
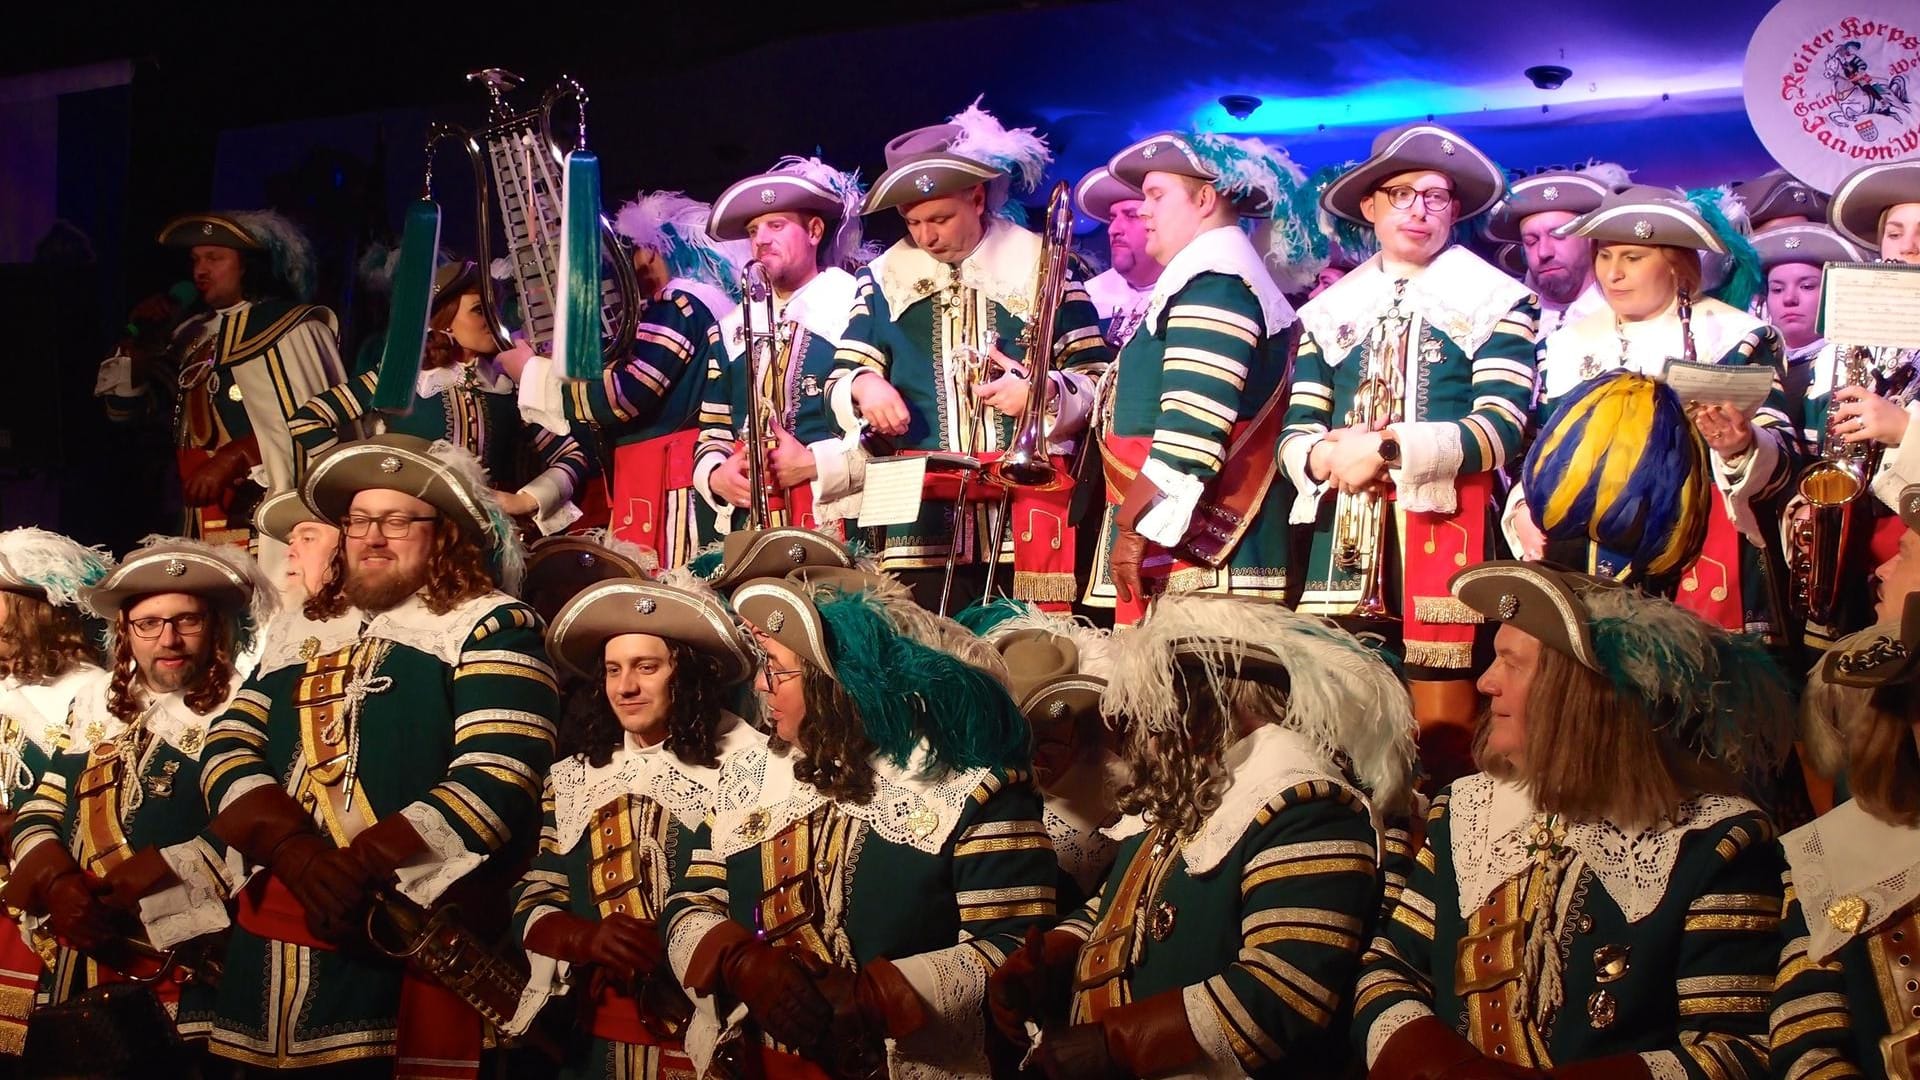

{"left": 1164, "top": 566, "right": 1219, "bottom": 594}
{"left": 1412, "top": 596, "right": 1486, "bottom": 626}
{"left": 1013, "top": 571, "right": 1080, "bottom": 603}
{"left": 0, "top": 1017, "right": 23, "bottom": 1057}
{"left": 1404, "top": 640, "right": 1475, "bottom": 669}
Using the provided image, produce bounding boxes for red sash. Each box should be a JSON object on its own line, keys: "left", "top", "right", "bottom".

{"left": 1100, "top": 431, "right": 1249, "bottom": 626}
{"left": 611, "top": 430, "right": 702, "bottom": 565}
{"left": 908, "top": 450, "right": 1076, "bottom": 612}
{"left": 0, "top": 924, "right": 34, "bottom": 1054}
{"left": 726, "top": 440, "right": 839, "bottom": 540}
{"left": 235, "top": 876, "right": 482, "bottom": 1079}
{"left": 583, "top": 983, "right": 693, "bottom": 1060}
{"left": 1676, "top": 488, "right": 1745, "bottom": 632}
{"left": 1401, "top": 472, "right": 1495, "bottom": 671}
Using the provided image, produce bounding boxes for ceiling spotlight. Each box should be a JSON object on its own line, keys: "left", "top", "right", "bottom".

{"left": 1525, "top": 65, "right": 1573, "bottom": 90}
{"left": 1218, "top": 94, "right": 1262, "bottom": 120}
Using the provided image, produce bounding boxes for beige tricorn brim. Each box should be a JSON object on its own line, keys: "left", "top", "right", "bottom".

{"left": 731, "top": 577, "right": 834, "bottom": 680}
{"left": 1074, "top": 166, "right": 1142, "bottom": 224}
{"left": 156, "top": 214, "right": 260, "bottom": 250}
{"left": 1450, "top": 560, "right": 1602, "bottom": 671}
{"left": 1900, "top": 484, "right": 1920, "bottom": 535}
{"left": 708, "top": 527, "right": 852, "bottom": 592}
{"left": 1107, "top": 133, "right": 1274, "bottom": 217}
{"left": 1320, "top": 122, "right": 1506, "bottom": 225}
{"left": 1752, "top": 224, "right": 1867, "bottom": 269}
{"left": 304, "top": 434, "right": 495, "bottom": 541}
{"left": 87, "top": 541, "right": 255, "bottom": 618}
{"left": 1736, "top": 169, "right": 1828, "bottom": 228}
{"left": 1828, "top": 160, "right": 1920, "bottom": 251}
{"left": 547, "top": 578, "right": 754, "bottom": 685}
{"left": 710, "top": 172, "right": 846, "bottom": 242}
{"left": 863, "top": 151, "right": 1003, "bottom": 216}
{"left": 1484, "top": 170, "right": 1616, "bottom": 243}
{"left": 254, "top": 490, "right": 329, "bottom": 545}
{"left": 1018, "top": 674, "right": 1107, "bottom": 737}
{"left": 1554, "top": 185, "right": 1725, "bottom": 253}
{"left": 995, "top": 628, "right": 1079, "bottom": 703}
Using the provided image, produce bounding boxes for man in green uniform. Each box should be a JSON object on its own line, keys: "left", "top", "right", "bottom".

{"left": 198, "top": 433, "right": 557, "bottom": 1073}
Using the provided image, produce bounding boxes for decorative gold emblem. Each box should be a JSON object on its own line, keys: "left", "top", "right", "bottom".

{"left": 378, "top": 455, "right": 403, "bottom": 474}
{"left": 765, "top": 610, "right": 786, "bottom": 633}
{"left": 82, "top": 720, "right": 106, "bottom": 746}
{"left": 636, "top": 598, "right": 657, "bottom": 615}
{"left": 147, "top": 760, "right": 181, "bottom": 798}
{"left": 905, "top": 804, "right": 939, "bottom": 841}
{"left": 736, "top": 810, "right": 769, "bottom": 842}
{"left": 299, "top": 637, "right": 322, "bottom": 661}
{"left": 201, "top": 223, "right": 214, "bottom": 236}
{"left": 1632, "top": 219, "right": 1653, "bottom": 240}
{"left": 1336, "top": 322, "right": 1357, "bottom": 350}
{"left": 760, "top": 188, "right": 777, "bottom": 205}
{"left": 1826, "top": 894, "right": 1869, "bottom": 935}
{"left": 1592, "top": 944, "right": 1630, "bottom": 983}
{"left": 178, "top": 728, "right": 203, "bottom": 755}
{"left": 227, "top": 383, "right": 244, "bottom": 402}
{"left": 1147, "top": 900, "right": 1178, "bottom": 941}
{"left": 164, "top": 559, "right": 187, "bottom": 577}
{"left": 1498, "top": 594, "right": 1519, "bottom": 619}
{"left": 786, "top": 544, "right": 806, "bottom": 563}
{"left": 1586, "top": 989, "right": 1616, "bottom": 1029}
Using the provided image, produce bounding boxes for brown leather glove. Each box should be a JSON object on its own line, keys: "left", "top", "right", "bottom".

{"left": 182, "top": 435, "right": 260, "bottom": 507}
{"left": 525, "top": 911, "right": 666, "bottom": 985}
{"left": 210, "top": 785, "right": 366, "bottom": 941}
{"left": 988, "top": 925, "right": 1082, "bottom": 1043}
{"left": 346, "top": 813, "right": 427, "bottom": 887}
{"left": 1108, "top": 526, "right": 1150, "bottom": 606}
{"left": 701, "top": 923, "right": 833, "bottom": 1055}
{"left": 853, "top": 956, "right": 927, "bottom": 1041}
{"left": 45, "top": 871, "right": 116, "bottom": 953}
{"left": 1369, "top": 1015, "right": 1546, "bottom": 1080}
{"left": 1035, "top": 1022, "right": 1124, "bottom": 1080}
{"left": 99, "top": 847, "right": 182, "bottom": 912}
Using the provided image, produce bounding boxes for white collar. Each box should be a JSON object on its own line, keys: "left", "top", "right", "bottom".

{"left": 256, "top": 590, "right": 523, "bottom": 674}
{"left": 1541, "top": 295, "right": 1767, "bottom": 399}
{"left": 1781, "top": 799, "right": 1920, "bottom": 962}
{"left": 1447, "top": 773, "right": 1759, "bottom": 924}
{"left": 718, "top": 266, "right": 858, "bottom": 359}
{"left": 417, "top": 357, "right": 512, "bottom": 398}
{"left": 65, "top": 667, "right": 242, "bottom": 755}
{"left": 0, "top": 665, "right": 103, "bottom": 754}
{"left": 871, "top": 217, "right": 1041, "bottom": 322}
{"left": 665, "top": 277, "right": 739, "bottom": 326}
{"left": 1143, "top": 224, "right": 1295, "bottom": 340}
{"left": 549, "top": 713, "right": 767, "bottom": 852}
{"left": 708, "top": 739, "right": 995, "bottom": 858}
{"left": 1786, "top": 337, "right": 1826, "bottom": 363}
{"left": 1297, "top": 246, "right": 1531, "bottom": 363}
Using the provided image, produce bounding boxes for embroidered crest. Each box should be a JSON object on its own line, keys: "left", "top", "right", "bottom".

{"left": 1586, "top": 989, "right": 1617, "bottom": 1029}
{"left": 227, "top": 383, "right": 244, "bottom": 402}
{"left": 914, "top": 174, "right": 935, "bottom": 195}
{"left": 759, "top": 188, "right": 777, "bottom": 205}
{"left": 164, "top": 559, "right": 187, "bottom": 577}
{"left": 1541, "top": 185, "right": 1560, "bottom": 202}
{"left": 1632, "top": 219, "right": 1653, "bottom": 239}
{"left": 1419, "top": 334, "right": 1445, "bottom": 365}
{"left": 178, "top": 728, "right": 203, "bottom": 755}
{"left": 765, "top": 610, "right": 785, "bottom": 633}
{"left": 1498, "top": 594, "right": 1519, "bottom": 619}
{"left": 736, "top": 809, "right": 769, "bottom": 842}
{"left": 1825, "top": 893, "right": 1868, "bottom": 935}
{"left": 299, "top": 637, "right": 321, "bottom": 661}
{"left": 82, "top": 720, "right": 106, "bottom": 746}
{"left": 1838, "top": 635, "right": 1908, "bottom": 674}
{"left": 201, "top": 223, "right": 214, "bottom": 236}
{"left": 378, "top": 455, "right": 403, "bottom": 474}
{"left": 1784, "top": 236, "right": 1803, "bottom": 249}
{"left": 636, "top": 598, "right": 657, "bottom": 615}
{"left": 786, "top": 543, "right": 806, "bottom": 563}
{"left": 147, "top": 759, "right": 181, "bottom": 798}
{"left": 1147, "top": 900, "right": 1177, "bottom": 941}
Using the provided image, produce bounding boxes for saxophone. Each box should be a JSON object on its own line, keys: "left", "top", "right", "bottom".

{"left": 1792, "top": 342, "right": 1890, "bottom": 625}
{"left": 1331, "top": 287, "right": 1409, "bottom": 622}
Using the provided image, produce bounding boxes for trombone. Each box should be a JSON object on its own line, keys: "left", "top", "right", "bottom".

{"left": 738, "top": 260, "right": 782, "bottom": 530}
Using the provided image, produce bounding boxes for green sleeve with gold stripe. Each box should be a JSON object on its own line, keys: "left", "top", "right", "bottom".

{"left": 1768, "top": 871, "right": 1866, "bottom": 1080}
{"left": 1278, "top": 329, "right": 1333, "bottom": 462}
{"left": 1351, "top": 792, "right": 1448, "bottom": 1054}
{"left": 526, "top": 423, "right": 590, "bottom": 492}
{"left": 1051, "top": 282, "right": 1111, "bottom": 380}
{"left": 827, "top": 268, "right": 892, "bottom": 389}
{"left": 199, "top": 677, "right": 278, "bottom": 817}
{"left": 661, "top": 818, "right": 731, "bottom": 977}
{"left": 1147, "top": 273, "right": 1266, "bottom": 483}
{"left": 695, "top": 349, "right": 740, "bottom": 473}
{"left": 287, "top": 370, "right": 379, "bottom": 464}
{"left": 567, "top": 292, "right": 716, "bottom": 431}
{"left": 1657, "top": 814, "right": 1780, "bottom": 1080}
{"left": 414, "top": 604, "right": 557, "bottom": 857}
{"left": 937, "top": 772, "right": 1058, "bottom": 974}
{"left": 1190, "top": 781, "right": 1379, "bottom": 1073}
{"left": 9, "top": 750, "right": 76, "bottom": 867}
{"left": 1418, "top": 299, "right": 1538, "bottom": 476}
{"left": 510, "top": 778, "right": 569, "bottom": 942}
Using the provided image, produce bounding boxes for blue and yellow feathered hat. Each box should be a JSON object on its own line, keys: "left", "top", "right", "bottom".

{"left": 1522, "top": 370, "right": 1712, "bottom": 585}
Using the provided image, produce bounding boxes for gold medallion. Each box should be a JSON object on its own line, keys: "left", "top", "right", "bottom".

{"left": 1586, "top": 989, "right": 1617, "bottom": 1030}
{"left": 1147, "top": 900, "right": 1178, "bottom": 942}
{"left": 1826, "top": 894, "right": 1869, "bottom": 936}
{"left": 299, "top": 637, "right": 322, "bottom": 661}
{"left": 227, "top": 383, "right": 244, "bottom": 402}
{"left": 736, "top": 810, "right": 769, "bottom": 842}
{"left": 906, "top": 805, "right": 939, "bottom": 842}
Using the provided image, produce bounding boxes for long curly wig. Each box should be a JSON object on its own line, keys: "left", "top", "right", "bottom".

{"left": 305, "top": 521, "right": 495, "bottom": 619}
{"left": 557, "top": 641, "right": 728, "bottom": 770}
{"left": 0, "top": 592, "right": 99, "bottom": 683}
{"left": 788, "top": 662, "right": 881, "bottom": 804}
{"left": 107, "top": 607, "right": 236, "bottom": 722}
{"left": 1115, "top": 671, "right": 1291, "bottom": 839}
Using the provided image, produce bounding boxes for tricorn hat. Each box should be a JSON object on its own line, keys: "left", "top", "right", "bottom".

{"left": 1827, "top": 160, "right": 1920, "bottom": 251}
{"left": 1320, "top": 122, "right": 1506, "bottom": 226}
{"left": 546, "top": 578, "right": 754, "bottom": 685}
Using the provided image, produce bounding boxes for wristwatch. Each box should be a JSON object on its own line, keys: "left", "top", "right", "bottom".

{"left": 1378, "top": 433, "right": 1401, "bottom": 467}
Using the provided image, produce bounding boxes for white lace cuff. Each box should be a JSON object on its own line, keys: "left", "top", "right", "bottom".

{"left": 1389, "top": 421, "right": 1464, "bottom": 514}
{"left": 138, "top": 839, "right": 239, "bottom": 950}
{"left": 1641, "top": 1050, "right": 1688, "bottom": 1080}
{"left": 1713, "top": 426, "right": 1783, "bottom": 543}
{"left": 1135, "top": 459, "right": 1205, "bottom": 547}
{"left": 392, "top": 802, "right": 486, "bottom": 908}
{"left": 667, "top": 909, "right": 731, "bottom": 985}
{"left": 1281, "top": 433, "right": 1329, "bottom": 524}
{"left": 503, "top": 908, "right": 573, "bottom": 1038}
{"left": 1181, "top": 983, "right": 1250, "bottom": 1078}
{"left": 1364, "top": 1000, "right": 1434, "bottom": 1068}
{"left": 812, "top": 435, "right": 868, "bottom": 521}
{"left": 1047, "top": 370, "right": 1096, "bottom": 445}
{"left": 216, "top": 773, "right": 275, "bottom": 815}
{"left": 516, "top": 355, "right": 573, "bottom": 437}
{"left": 888, "top": 946, "right": 992, "bottom": 1076}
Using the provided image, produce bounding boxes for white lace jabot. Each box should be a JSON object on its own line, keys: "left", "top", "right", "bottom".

{"left": 709, "top": 741, "right": 993, "bottom": 859}
{"left": 1781, "top": 799, "right": 1920, "bottom": 963}
{"left": 548, "top": 713, "right": 769, "bottom": 852}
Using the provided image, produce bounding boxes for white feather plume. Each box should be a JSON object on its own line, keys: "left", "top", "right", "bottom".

{"left": 1102, "top": 596, "right": 1416, "bottom": 812}
{"left": 945, "top": 96, "right": 1051, "bottom": 196}
{"left": 1576, "top": 160, "right": 1634, "bottom": 191}
{"left": 771, "top": 155, "right": 868, "bottom": 271}
{"left": 424, "top": 439, "right": 526, "bottom": 594}
{"left": 230, "top": 210, "right": 316, "bottom": 303}
{"left": 0, "top": 528, "right": 114, "bottom": 611}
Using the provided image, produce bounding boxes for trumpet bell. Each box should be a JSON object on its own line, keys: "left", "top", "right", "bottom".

{"left": 1798, "top": 459, "right": 1864, "bottom": 507}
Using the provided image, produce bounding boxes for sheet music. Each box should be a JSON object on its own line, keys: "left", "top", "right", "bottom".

{"left": 857, "top": 456, "right": 928, "bottom": 527}
{"left": 1659, "top": 360, "right": 1776, "bottom": 413}
{"left": 1823, "top": 263, "right": 1920, "bottom": 349}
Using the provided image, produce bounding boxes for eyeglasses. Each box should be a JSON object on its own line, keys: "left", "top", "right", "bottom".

{"left": 128, "top": 613, "right": 209, "bottom": 640}
{"left": 757, "top": 666, "right": 803, "bottom": 690}
{"left": 1378, "top": 185, "right": 1456, "bottom": 212}
{"left": 342, "top": 513, "right": 438, "bottom": 539}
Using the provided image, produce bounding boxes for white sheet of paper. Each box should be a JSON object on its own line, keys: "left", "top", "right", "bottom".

{"left": 1823, "top": 263, "right": 1920, "bottom": 349}
{"left": 1660, "top": 360, "right": 1775, "bottom": 414}
{"left": 94, "top": 353, "right": 132, "bottom": 397}
{"left": 857, "top": 456, "right": 928, "bottom": 527}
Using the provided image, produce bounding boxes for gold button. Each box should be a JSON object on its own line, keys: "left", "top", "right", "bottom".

{"left": 613, "top": 903, "right": 625, "bottom": 913}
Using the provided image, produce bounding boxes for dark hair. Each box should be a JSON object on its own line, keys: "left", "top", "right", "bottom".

{"left": 0, "top": 592, "right": 98, "bottom": 683}
{"left": 305, "top": 519, "right": 494, "bottom": 619}
{"left": 790, "top": 662, "right": 878, "bottom": 804}
{"left": 557, "top": 640, "right": 727, "bottom": 769}
{"left": 1114, "top": 669, "right": 1244, "bottom": 837}
{"left": 109, "top": 603, "right": 236, "bottom": 721}
{"left": 1846, "top": 684, "right": 1920, "bottom": 827}
{"left": 420, "top": 292, "right": 471, "bottom": 372}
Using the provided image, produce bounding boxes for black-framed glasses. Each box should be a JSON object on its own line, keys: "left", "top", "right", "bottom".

{"left": 1378, "top": 185, "right": 1456, "bottom": 212}
{"left": 128, "top": 613, "right": 209, "bottom": 640}
{"left": 341, "top": 513, "right": 438, "bottom": 539}
{"left": 757, "top": 666, "right": 803, "bottom": 691}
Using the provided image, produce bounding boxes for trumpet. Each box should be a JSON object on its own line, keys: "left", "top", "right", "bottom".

{"left": 1331, "top": 298, "right": 1408, "bottom": 622}
{"left": 738, "top": 260, "right": 782, "bottom": 530}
